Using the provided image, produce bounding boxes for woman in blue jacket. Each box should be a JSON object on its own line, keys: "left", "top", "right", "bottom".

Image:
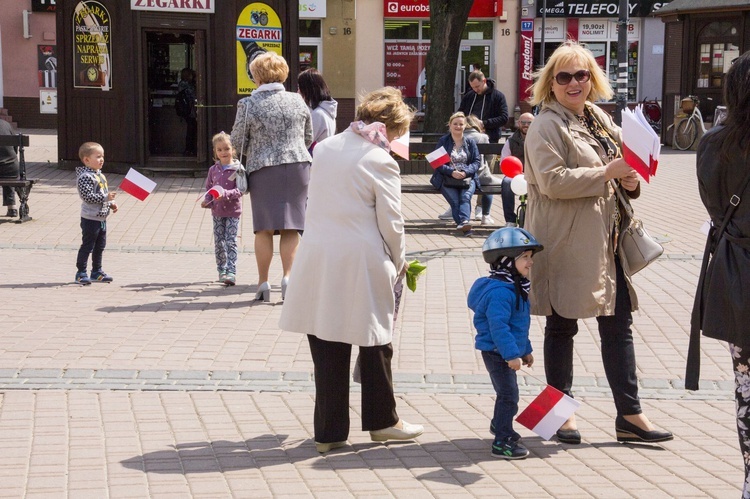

{"left": 430, "top": 112, "right": 480, "bottom": 235}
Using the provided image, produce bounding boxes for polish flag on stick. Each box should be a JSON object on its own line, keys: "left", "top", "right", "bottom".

{"left": 120, "top": 168, "right": 157, "bottom": 201}
{"left": 426, "top": 146, "right": 450, "bottom": 169}
{"left": 390, "top": 131, "right": 410, "bottom": 160}
{"left": 516, "top": 385, "right": 581, "bottom": 440}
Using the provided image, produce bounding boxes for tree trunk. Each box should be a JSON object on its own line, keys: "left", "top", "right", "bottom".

{"left": 423, "top": 0, "right": 472, "bottom": 134}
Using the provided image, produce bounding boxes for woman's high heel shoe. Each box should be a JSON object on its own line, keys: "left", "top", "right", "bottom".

{"left": 615, "top": 416, "right": 673, "bottom": 443}
{"left": 255, "top": 282, "right": 270, "bottom": 302}
{"left": 281, "top": 276, "right": 289, "bottom": 300}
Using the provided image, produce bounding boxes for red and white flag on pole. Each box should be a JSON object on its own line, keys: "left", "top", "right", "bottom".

{"left": 120, "top": 168, "right": 157, "bottom": 201}
{"left": 390, "top": 131, "right": 410, "bottom": 160}
{"left": 516, "top": 385, "right": 580, "bottom": 440}
{"left": 426, "top": 146, "right": 450, "bottom": 169}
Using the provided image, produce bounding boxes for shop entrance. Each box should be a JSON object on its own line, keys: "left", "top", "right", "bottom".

{"left": 455, "top": 43, "right": 492, "bottom": 110}
{"left": 145, "top": 31, "right": 206, "bottom": 163}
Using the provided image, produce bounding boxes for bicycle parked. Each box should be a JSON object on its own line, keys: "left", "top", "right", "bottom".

{"left": 641, "top": 97, "right": 662, "bottom": 134}
{"left": 672, "top": 95, "right": 707, "bottom": 151}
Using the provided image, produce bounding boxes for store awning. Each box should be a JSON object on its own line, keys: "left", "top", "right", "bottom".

{"left": 655, "top": 0, "right": 750, "bottom": 16}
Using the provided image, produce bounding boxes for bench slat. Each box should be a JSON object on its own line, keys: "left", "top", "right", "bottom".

{"left": 0, "top": 134, "right": 30, "bottom": 147}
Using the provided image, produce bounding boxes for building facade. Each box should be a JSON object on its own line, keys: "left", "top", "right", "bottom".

{"left": 656, "top": 0, "right": 749, "bottom": 145}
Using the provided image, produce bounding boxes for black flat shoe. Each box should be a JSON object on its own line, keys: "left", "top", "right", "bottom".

{"left": 5, "top": 208, "right": 17, "bottom": 218}
{"left": 556, "top": 428, "right": 581, "bottom": 444}
{"left": 615, "top": 416, "right": 673, "bottom": 443}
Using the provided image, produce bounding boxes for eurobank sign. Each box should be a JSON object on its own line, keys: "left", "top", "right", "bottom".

{"left": 384, "top": 0, "right": 498, "bottom": 18}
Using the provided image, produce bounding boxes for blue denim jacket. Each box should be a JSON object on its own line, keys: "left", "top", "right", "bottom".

{"left": 429, "top": 134, "right": 480, "bottom": 190}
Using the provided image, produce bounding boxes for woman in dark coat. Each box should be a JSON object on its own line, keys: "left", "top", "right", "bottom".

{"left": 693, "top": 51, "right": 750, "bottom": 496}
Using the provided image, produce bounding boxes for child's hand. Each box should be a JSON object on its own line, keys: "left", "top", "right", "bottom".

{"left": 522, "top": 354, "right": 534, "bottom": 368}
{"left": 200, "top": 201, "right": 209, "bottom": 208}
{"left": 507, "top": 358, "right": 522, "bottom": 371}
{"left": 110, "top": 202, "right": 118, "bottom": 214}
{"left": 107, "top": 191, "right": 117, "bottom": 201}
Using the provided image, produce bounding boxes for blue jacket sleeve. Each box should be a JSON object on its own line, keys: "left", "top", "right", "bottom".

{"left": 463, "top": 138, "right": 480, "bottom": 177}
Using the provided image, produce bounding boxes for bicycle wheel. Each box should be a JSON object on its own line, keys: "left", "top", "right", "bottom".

{"left": 674, "top": 118, "right": 696, "bottom": 150}
{"left": 517, "top": 203, "right": 526, "bottom": 229}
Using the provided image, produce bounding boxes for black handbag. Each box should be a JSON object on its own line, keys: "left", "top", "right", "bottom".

{"left": 442, "top": 175, "right": 472, "bottom": 189}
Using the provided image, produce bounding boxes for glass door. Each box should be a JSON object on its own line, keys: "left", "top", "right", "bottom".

{"left": 145, "top": 31, "right": 197, "bottom": 158}
{"left": 455, "top": 43, "right": 491, "bottom": 110}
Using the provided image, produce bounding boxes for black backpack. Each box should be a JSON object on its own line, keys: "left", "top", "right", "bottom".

{"left": 175, "top": 89, "right": 192, "bottom": 118}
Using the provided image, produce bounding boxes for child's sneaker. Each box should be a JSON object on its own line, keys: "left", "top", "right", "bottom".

{"left": 90, "top": 270, "right": 113, "bottom": 282}
{"left": 75, "top": 272, "right": 91, "bottom": 285}
{"left": 223, "top": 272, "right": 236, "bottom": 286}
{"left": 492, "top": 439, "right": 529, "bottom": 460}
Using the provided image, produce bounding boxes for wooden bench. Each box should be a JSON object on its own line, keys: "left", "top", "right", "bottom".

{"left": 0, "top": 134, "right": 36, "bottom": 223}
{"left": 401, "top": 141, "right": 506, "bottom": 195}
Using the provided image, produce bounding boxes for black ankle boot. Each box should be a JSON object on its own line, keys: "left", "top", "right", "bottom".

{"left": 5, "top": 208, "right": 18, "bottom": 218}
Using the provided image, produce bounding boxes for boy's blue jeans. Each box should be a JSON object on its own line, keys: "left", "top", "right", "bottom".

{"left": 482, "top": 350, "right": 521, "bottom": 442}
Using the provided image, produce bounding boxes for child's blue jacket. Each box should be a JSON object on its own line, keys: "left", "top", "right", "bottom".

{"left": 467, "top": 277, "right": 532, "bottom": 361}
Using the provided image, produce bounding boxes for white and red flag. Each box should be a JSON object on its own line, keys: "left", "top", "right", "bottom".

{"left": 120, "top": 168, "right": 157, "bottom": 201}
{"left": 516, "top": 385, "right": 580, "bottom": 440}
{"left": 426, "top": 146, "right": 450, "bottom": 169}
{"left": 390, "top": 131, "right": 410, "bottom": 160}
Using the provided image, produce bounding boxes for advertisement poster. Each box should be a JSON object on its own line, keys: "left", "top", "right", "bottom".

{"left": 236, "top": 3, "right": 282, "bottom": 94}
{"left": 518, "top": 20, "right": 534, "bottom": 103}
{"left": 38, "top": 45, "right": 58, "bottom": 88}
{"left": 72, "top": 1, "right": 112, "bottom": 90}
{"left": 384, "top": 42, "right": 429, "bottom": 99}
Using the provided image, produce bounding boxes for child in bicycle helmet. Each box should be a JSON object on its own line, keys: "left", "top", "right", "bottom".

{"left": 467, "top": 227, "right": 544, "bottom": 460}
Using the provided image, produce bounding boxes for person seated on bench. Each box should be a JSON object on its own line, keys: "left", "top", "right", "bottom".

{"left": 499, "top": 112, "right": 534, "bottom": 227}
{"left": 430, "top": 112, "right": 480, "bottom": 236}
{"left": 0, "top": 120, "right": 19, "bottom": 218}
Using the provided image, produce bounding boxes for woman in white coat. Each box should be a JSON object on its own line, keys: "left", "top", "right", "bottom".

{"left": 279, "top": 87, "right": 424, "bottom": 453}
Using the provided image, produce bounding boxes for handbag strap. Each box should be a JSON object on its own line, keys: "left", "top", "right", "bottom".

{"left": 686, "top": 161, "right": 750, "bottom": 390}
{"left": 239, "top": 100, "right": 249, "bottom": 165}
{"left": 609, "top": 180, "right": 634, "bottom": 218}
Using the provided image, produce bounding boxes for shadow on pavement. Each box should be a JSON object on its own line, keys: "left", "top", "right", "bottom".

{"left": 119, "top": 435, "right": 588, "bottom": 484}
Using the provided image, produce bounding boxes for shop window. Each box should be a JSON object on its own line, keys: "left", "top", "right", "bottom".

{"left": 608, "top": 41, "right": 639, "bottom": 102}
{"left": 696, "top": 21, "right": 739, "bottom": 89}
{"left": 421, "top": 21, "right": 492, "bottom": 40}
{"left": 299, "top": 20, "right": 321, "bottom": 38}
{"left": 385, "top": 21, "right": 419, "bottom": 40}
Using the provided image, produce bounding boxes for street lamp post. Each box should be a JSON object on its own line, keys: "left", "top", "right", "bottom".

{"left": 614, "top": 0, "right": 628, "bottom": 126}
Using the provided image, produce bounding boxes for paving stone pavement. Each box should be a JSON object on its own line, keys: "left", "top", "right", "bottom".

{"left": 0, "top": 131, "right": 742, "bottom": 497}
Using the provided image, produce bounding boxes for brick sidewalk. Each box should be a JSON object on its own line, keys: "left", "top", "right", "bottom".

{"left": 0, "top": 132, "right": 741, "bottom": 497}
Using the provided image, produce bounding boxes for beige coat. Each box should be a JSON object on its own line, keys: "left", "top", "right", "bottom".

{"left": 524, "top": 101, "right": 638, "bottom": 319}
{"left": 278, "top": 129, "right": 406, "bottom": 346}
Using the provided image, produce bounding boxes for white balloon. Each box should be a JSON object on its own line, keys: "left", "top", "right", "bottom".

{"left": 510, "top": 174, "right": 527, "bottom": 196}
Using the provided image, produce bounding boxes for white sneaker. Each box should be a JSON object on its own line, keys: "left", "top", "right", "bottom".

{"left": 481, "top": 215, "right": 495, "bottom": 226}
{"left": 474, "top": 206, "right": 482, "bottom": 220}
{"left": 438, "top": 208, "right": 453, "bottom": 220}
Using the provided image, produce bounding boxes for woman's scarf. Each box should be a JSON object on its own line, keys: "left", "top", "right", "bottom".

{"left": 489, "top": 256, "right": 530, "bottom": 310}
{"left": 350, "top": 121, "right": 391, "bottom": 151}
{"left": 254, "top": 82, "right": 285, "bottom": 93}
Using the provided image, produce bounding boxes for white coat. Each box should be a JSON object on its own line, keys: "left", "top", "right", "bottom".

{"left": 278, "top": 129, "right": 406, "bottom": 346}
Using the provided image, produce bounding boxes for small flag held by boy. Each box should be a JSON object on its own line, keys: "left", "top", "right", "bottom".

{"left": 516, "top": 385, "right": 581, "bottom": 440}
{"left": 120, "top": 168, "right": 157, "bottom": 201}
